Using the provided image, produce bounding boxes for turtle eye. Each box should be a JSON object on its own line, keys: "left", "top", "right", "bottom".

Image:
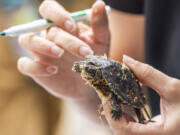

{"left": 84, "top": 66, "right": 96, "bottom": 77}
{"left": 88, "top": 61, "right": 96, "bottom": 66}
{"left": 88, "top": 69, "right": 96, "bottom": 78}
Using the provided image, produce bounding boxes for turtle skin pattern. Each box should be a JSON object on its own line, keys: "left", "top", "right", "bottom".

{"left": 72, "top": 55, "right": 151, "bottom": 123}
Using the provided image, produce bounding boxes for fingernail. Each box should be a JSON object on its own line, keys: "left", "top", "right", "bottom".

{"left": 46, "top": 66, "right": 58, "bottom": 74}
{"left": 94, "top": 0, "right": 104, "bottom": 13}
{"left": 51, "top": 46, "right": 64, "bottom": 57}
{"left": 79, "top": 46, "right": 94, "bottom": 57}
{"left": 123, "top": 55, "right": 136, "bottom": 65}
{"left": 64, "top": 20, "right": 75, "bottom": 33}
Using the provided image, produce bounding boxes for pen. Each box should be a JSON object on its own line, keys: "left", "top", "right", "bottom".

{"left": 0, "top": 6, "right": 111, "bottom": 37}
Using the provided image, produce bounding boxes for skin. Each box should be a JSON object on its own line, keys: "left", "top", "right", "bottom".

{"left": 108, "top": 9, "right": 145, "bottom": 62}
{"left": 18, "top": 0, "right": 110, "bottom": 123}
{"left": 103, "top": 55, "right": 180, "bottom": 135}
{"left": 17, "top": 0, "right": 180, "bottom": 134}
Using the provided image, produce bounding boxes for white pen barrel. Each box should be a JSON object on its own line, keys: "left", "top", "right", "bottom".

{"left": 4, "top": 19, "right": 52, "bottom": 37}
{"left": 1, "top": 6, "right": 111, "bottom": 37}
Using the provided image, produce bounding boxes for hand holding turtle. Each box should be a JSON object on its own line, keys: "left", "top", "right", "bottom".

{"left": 102, "top": 55, "right": 180, "bottom": 135}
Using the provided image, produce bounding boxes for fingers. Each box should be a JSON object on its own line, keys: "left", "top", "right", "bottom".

{"left": 91, "top": 0, "right": 110, "bottom": 44}
{"left": 77, "top": 23, "right": 94, "bottom": 45}
{"left": 46, "top": 27, "right": 94, "bottom": 58}
{"left": 77, "top": 22, "right": 90, "bottom": 34}
{"left": 39, "top": 0, "right": 76, "bottom": 33}
{"left": 18, "top": 57, "right": 58, "bottom": 77}
{"left": 122, "top": 55, "right": 180, "bottom": 99}
{"left": 19, "top": 26, "right": 93, "bottom": 59}
{"left": 19, "top": 33, "right": 64, "bottom": 58}
{"left": 128, "top": 122, "right": 161, "bottom": 135}
{"left": 103, "top": 101, "right": 161, "bottom": 135}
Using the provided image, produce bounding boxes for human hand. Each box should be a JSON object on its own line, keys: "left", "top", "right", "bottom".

{"left": 102, "top": 55, "right": 180, "bottom": 135}
{"left": 17, "top": 0, "right": 110, "bottom": 101}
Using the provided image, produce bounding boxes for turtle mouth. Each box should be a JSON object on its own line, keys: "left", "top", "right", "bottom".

{"left": 72, "top": 61, "right": 89, "bottom": 73}
{"left": 72, "top": 61, "right": 98, "bottom": 80}
{"left": 72, "top": 62, "right": 83, "bottom": 73}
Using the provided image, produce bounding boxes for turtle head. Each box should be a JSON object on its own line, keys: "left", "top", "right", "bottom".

{"left": 72, "top": 61, "right": 85, "bottom": 73}
{"left": 72, "top": 59, "right": 100, "bottom": 81}
{"left": 73, "top": 55, "right": 111, "bottom": 81}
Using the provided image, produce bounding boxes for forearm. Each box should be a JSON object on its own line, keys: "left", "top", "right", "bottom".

{"left": 108, "top": 9, "right": 145, "bottom": 62}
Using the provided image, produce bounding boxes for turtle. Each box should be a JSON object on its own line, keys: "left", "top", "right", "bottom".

{"left": 72, "top": 55, "right": 152, "bottom": 124}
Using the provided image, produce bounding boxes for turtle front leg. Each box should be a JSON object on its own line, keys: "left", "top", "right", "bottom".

{"left": 109, "top": 94, "right": 123, "bottom": 120}
{"left": 111, "top": 109, "right": 122, "bottom": 120}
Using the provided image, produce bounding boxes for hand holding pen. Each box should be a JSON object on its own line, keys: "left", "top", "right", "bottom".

{"left": 5, "top": 0, "right": 111, "bottom": 123}
{"left": 0, "top": 4, "right": 110, "bottom": 37}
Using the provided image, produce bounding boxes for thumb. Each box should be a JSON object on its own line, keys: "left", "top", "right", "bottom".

{"left": 91, "top": 1, "right": 110, "bottom": 44}
{"left": 122, "top": 55, "right": 175, "bottom": 100}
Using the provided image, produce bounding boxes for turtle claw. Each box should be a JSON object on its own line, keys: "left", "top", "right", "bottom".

{"left": 111, "top": 109, "right": 122, "bottom": 120}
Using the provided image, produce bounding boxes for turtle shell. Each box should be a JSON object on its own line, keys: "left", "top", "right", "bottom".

{"left": 73, "top": 55, "right": 146, "bottom": 108}
{"left": 100, "top": 60, "right": 146, "bottom": 108}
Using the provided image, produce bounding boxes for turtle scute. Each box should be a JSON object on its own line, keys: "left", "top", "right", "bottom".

{"left": 72, "top": 55, "right": 151, "bottom": 124}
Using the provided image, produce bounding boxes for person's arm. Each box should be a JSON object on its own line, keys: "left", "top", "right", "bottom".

{"left": 109, "top": 9, "right": 145, "bottom": 62}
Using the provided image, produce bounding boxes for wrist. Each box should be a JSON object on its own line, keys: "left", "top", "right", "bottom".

{"left": 67, "top": 88, "right": 102, "bottom": 123}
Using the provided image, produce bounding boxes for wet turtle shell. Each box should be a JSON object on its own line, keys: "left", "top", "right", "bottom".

{"left": 72, "top": 55, "right": 151, "bottom": 123}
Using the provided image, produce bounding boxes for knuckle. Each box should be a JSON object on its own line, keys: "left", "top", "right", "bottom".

{"left": 52, "top": 12, "right": 64, "bottom": 25}
{"left": 53, "top": 11, "right": 70, "bottom": 27}
{"left": 41, "top": 41, "right": 52, "bottom": 53}
{"left": 141, "top": 64, "right": 154, "bottom": 79}
{"left": 18, "top": 34, "right": 32, "bottom": 46}
{"left": 168, "top": 78, "right": 180, "bottom": 95}
{"left": 30, "top": 37, "right": 53, "bottom": 53}
{"left": 47, "top": 27, "right": 59, "bottom": 41}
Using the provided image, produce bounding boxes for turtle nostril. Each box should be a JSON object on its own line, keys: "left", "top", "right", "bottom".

{"left": 72, "top": 63, "right": 82, "bottom": 73}
{"left": 88, "top": 61, "right": 96, "bottom": 66}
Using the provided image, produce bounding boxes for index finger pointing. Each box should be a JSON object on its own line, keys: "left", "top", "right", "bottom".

{"left": 39, "top": 0, "right": 76, "bottom": 33}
